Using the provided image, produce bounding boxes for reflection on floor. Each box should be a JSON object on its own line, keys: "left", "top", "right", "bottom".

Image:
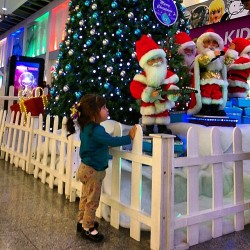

{"left": 1, "top": 159, "right": 250, "bottom": 249}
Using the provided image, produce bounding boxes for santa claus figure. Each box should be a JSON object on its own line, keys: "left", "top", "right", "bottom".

{"left": 174, "top": 31, "right": 197, "bottom": 112}
{"left": 227, "top": 37, "right": 250, "bottom": 98}
{"left": 130, "top": 35, "right": 179, "bottom": 135}
{"left": 191, "top": 29, "right": 237, "bottom": 116}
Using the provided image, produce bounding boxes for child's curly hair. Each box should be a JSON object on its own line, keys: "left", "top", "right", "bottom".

{"left": 66, "top": 94, "right": 106, "bottom": 136}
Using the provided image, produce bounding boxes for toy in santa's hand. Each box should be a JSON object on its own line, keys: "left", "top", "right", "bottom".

{"left": 227, "top": 37, "right": 250, "bottom": 98}
{"left": 174, "top": 31, "right": 197, "bottom": 112}
{"left": 130, "top": 34, "right": 179, "bottom": 136}
{"left": 191, "top": 29, "right": 238, "bottom": 116}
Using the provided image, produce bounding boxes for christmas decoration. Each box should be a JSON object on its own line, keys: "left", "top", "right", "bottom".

{"left": 46, "top": 0, "right": 189, "bottom": 125}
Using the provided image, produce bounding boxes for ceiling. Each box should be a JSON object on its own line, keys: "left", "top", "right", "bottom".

{"left": 0, "top": 0, "right": 55, "bottom": 36}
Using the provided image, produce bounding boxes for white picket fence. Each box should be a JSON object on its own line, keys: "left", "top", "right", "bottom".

{"left": 0, "top": 106, "right": 250, "bottom": 250}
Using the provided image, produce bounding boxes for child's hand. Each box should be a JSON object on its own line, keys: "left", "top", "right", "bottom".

{"left": 129, "top": 125, "right": 137, "bottom": 140}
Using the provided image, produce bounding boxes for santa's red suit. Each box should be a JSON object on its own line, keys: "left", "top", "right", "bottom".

{"left": 130, "top": 69, "right": 179, "bottom": 125}
{"left": 187, "top": 29, "right": 238, "bottom": 115}
{"left": 174, "top": 32, "right": 197, "bottom": 112}
{"left": 129, "top": 34, "right": 179, "bottom": 127}
{"left": 227, "top": 37, "right": 250, "bottom": 98}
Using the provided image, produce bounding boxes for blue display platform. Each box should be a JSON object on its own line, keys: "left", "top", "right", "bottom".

{"left": 189, "top": 115, "right": 237, "bottom": 127}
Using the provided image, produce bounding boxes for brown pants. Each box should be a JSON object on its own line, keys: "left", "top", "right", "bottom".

{"left": 77, "top": 163, "right": 106, "bottom": 229}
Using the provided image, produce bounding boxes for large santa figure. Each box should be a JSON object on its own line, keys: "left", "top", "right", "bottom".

{"left": 227, "top": 37, "right": 250, "bottom": 98}
{"left": 190, "top": 29, "right": 237, "bottom": 116}
{"left": 174, "top": 31, "right": 197, "bottom": 112}
{"left": 130, "top": 35, "right": 179, "bottom": 136}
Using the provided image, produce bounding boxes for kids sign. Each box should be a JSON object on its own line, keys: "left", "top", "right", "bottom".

{"left": 153, "top": 0, "right": 178, "bottom": 26}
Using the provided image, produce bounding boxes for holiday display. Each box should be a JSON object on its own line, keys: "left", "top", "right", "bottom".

{"left": 227, "top": 37, "right": 250, "bottom": 98}
{"left": 46, "top": 0, "right": 190, "bottom": 125}
{"left": 189, "top": 29, "right": 237, "bottom": 116}
{"left": 129, "top": 35, "right": 179, "bottom": 135}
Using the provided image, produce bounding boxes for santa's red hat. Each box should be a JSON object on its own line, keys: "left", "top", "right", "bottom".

{"left": 196, "top": 29, "right": 224, "bottom": 53}
{"left": 135, "top": 34, "right": 166, "bottom": 68}
{"left": 174, "top": 32, "right": 196, "bottom": 50}
{"left": 232, "top": 37, "right": 250, "bottom": 57}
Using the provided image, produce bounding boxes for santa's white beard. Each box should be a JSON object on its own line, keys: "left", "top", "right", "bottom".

{"left": 184, "top": 55, "right": 195, "bottom": 69}
{"left": 144, "top": 60, "right": 167, "bottom": 87}
{"left": 203, "top": 48, "right": 224, "bottom": 71}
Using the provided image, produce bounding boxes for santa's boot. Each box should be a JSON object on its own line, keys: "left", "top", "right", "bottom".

{"left": 144, "top": 125, "right": 154, "bottom": 136}
{"left": 211, "top": 104, "right": 226, "bottom": 116}
{"left": 199, "top": 104, "right": 212, "bottom": 116}
{"left": 157, "top": 125, "right": 172, "bottom": 134}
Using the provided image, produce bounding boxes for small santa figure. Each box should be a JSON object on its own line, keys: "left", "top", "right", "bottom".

{"left": 174, "top": 31, "right": 197, "bottom": 112}
{"left": 227, "top": 37, "right": 250, "bottom": 98}
{"left": 191, "top": 29, "right": 237, "bottom": 116}
{"left": 130, "top": 35, "right": 179, "bottom": 135}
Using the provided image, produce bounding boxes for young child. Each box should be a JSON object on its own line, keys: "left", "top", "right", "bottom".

{"left": 66, "top": 94, "right": 137, "bottom": 242}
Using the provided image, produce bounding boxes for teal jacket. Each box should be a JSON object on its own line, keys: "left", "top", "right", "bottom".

{"left": 79, "top": 123, "right": 131, "bottom": 171}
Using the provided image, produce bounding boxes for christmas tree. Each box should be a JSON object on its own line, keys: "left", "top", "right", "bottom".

{"left": 47, "top": 0, "right": 190, "bottom": 125}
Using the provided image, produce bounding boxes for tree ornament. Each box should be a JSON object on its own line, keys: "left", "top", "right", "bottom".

{"left": 84, "top": 1, "right": 90, "bottom": 6}
{"left": 144, "top": 15, "right": 149, "bottom": 21}
{"left": 116, "top": 51, "right": 122, "bottom": 58}
{"left": 65, "top": 64, "right": 72, "bottom": 72}
{"left": 75, "top": 92, "right": 82, "bottom": 99}
{"left": 55, "top": 95, "right": 60, "bottom": 101}
{"left": 63, "top": 85, "right": 69, "bottom": 92}
{"left": 75, "top": 5, "right": 79, "bottom": 11}
{"left": 128, "top": 12, "right": 134, "bottom": 19}
{"left": 67, "top": 28, "right": 72, "bottom": 34}
{"left": 73, "top": 33, "right": 79, "bottom": 40}
{"left": 107, "top": 66, "right": 113, "bottom": 73}
{"left": 79, "top": 20, "right": 84, "bottom": 26}
{"left": 65, "top": 40, "right": 70, "bottom": 46}
{"left": 111, "top": 2, "right": 118, "bottom": 8}
{"left": 92, "top": 12, "right": 98, "bottom": 19}
{"left": 104, "top": 82, "right": 110, "bottom": 89}
{"left": 58, "top": 69, "right": 64, "bottom": 75}
{"left": 92, "top": 4, "right": 97, "bottom": 10}
{"left": 68, "top": 49, "right": 74, "bottom": 55}
{"left": 120, "top": 71, "right": 126, "bottom": 77}
{"left": 86, "top": 40, "right": 92, "bottom": 46}
{"left": 134, "top": 28, "right": 141, "bottom": 35}
{"left": 116, "top": 29, "right": 122, "bottom": 36}
{"left": 90, "top": 29, "right": 95, "bottom": 35}
{"left": 102, "top": 39, "right": 109, "bottom": 45}
{"left": 89, "top": 57, "right": 96, "bottom": 63}
{"left": 71, "top": 17, "right": 75, "bottom": 22}
{"left": 77, "top": 12, "right": 82, "bottom": 18}
{"left": 132, "top": 52, "right": 136, "bottom": 58}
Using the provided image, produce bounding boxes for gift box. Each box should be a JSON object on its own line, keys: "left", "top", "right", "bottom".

{"left": 10, "top": 103, "right": 22, "bottom": 123}
{"left": 242, "top": 116, "right": 250, "bottom": 124}
{"left": 230, "top": 98, "right": 250, "bottom": 108}
{"left": 224, "top": 107, "right": 242, "bottom": 124}
{"left": 20, "top": 87, "right": 48, "bottom": 117}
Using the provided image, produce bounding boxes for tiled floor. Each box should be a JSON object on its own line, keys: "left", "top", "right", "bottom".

{"left": 1, "top": 158, "right": 250, "bottom": 250}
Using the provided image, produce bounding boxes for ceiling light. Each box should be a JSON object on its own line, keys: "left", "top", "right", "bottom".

{"left": 2, "top": 7, "right": 7, "bottom": 11}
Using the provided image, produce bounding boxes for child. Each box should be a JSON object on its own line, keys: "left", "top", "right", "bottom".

{"left": 66, "top": 94, "right": 137, "bottom": 242}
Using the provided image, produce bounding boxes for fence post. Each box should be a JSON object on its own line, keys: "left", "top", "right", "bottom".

{"left": 233, "top": 127, "right": 244, "bottom": 231}
{"left": 150, "top": 133, "right": 175, "bottom": 250}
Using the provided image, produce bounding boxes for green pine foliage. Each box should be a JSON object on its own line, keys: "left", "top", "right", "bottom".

{"left": 47, "top": 0, "right": 190, "bottom": 125}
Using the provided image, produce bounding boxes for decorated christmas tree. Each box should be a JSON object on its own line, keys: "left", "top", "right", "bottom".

{"left": 46, "top": 0, "right": 190, "bottom": 125}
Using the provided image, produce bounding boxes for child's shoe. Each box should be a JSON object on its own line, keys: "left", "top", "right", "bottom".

{"left": 82, "top": 227, "right": 104, "bottom": 242}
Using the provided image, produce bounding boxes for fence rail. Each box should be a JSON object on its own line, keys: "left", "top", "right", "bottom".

{"left": 0, "top": 107, "right": 250, "bottom": 249}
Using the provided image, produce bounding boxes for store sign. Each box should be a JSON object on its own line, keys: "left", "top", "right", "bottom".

{"left": 153, "top": 0, "right": 178, "bottom": 26}
{"left": 190, "top": 15, "right": 250, "bottom": 46}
